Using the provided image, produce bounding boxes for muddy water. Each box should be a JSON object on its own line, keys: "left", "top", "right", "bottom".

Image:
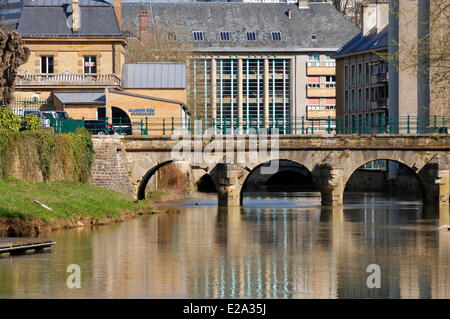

{"left": 0, "top": 192, "right": 449, "bottom": 299}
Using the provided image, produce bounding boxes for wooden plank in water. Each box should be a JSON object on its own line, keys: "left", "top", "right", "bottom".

{"left": 0, "top": 237, "right": 55, "bottom": 255}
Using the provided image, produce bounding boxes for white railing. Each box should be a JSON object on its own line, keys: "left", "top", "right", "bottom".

{"left": 307, "top": 61, "right": 336, "bottom": 67}
{"left": 307, "top": 105, "right": 336, "bottom": 111}
{"left": 307, "top": 83, "right": 336, "bottom": 88}
{"left": 16, "top": 73, "right": 121, "bottom": 86}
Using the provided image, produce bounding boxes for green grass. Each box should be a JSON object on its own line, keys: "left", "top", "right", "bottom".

{"left": 0, "top": 179, "right": 151, "bottom": 223}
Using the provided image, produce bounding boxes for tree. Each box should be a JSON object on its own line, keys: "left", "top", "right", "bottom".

{"left": 384, "top": 0, "right": 450, "bottom": 118}
{"left": 332, "top": 0, "right": 368, "bottom": 28}
{"left": 124, "top": 23, "right": 209, "bottom": 118}
{"left": 0, "top": 30, "right": 30, "bottom": 109}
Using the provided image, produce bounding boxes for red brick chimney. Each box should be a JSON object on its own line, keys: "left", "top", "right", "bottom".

{"left": 114, "top": 0, "right": 121, "bottom": 29}
{"left": 140, "top": 10, "right": 150, "bottom": 43}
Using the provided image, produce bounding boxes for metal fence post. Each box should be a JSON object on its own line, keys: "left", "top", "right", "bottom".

{"left": 327, "top": 116, "right": 331, "bottom": 134}
{"left": 301, "top": 116, "right": 305, "bottom": 135}
{"left": 407, "top": 115, "right": 410, "bottom": 134}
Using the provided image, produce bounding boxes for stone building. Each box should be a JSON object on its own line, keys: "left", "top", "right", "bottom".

{"left": 334, "top": 1, "right": 389, "bottom": 133}
{"left": 122, "top": 1, "right": 359, "bottom": 133}
{"left": 14, "top": 0, "right": 189, "bottom": 135}
{"left": 335, "top": 0, "right": 449, "bottom": 133}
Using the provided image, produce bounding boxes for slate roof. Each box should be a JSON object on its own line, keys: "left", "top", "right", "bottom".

{"left": 53, "top": 91, "right": 106, "bottom": 105}
{"left": 334, "top": 25, "right": 389, "bottom": 58}
{"left": 122, "top": 63, "right": 187, "bottom": 89}
{"left": 121, "top": 2, "right": 360, "bottom": 52}
{"left": 18, "top": 0, "right": 122, "bottom": 37}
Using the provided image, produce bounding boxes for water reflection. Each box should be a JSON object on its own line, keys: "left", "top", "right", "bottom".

{"left": 0, "top": 193, "right": 449, "bottom": 299}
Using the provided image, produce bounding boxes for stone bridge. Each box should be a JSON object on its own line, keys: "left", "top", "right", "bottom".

{"left": 91, "top": 135, "right": 450, "bottom": 206}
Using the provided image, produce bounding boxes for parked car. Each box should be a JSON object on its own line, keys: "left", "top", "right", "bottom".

{"left": 112, "top": 123, "right": 133, "bottom": 136}
{"left": 84, "top": 120, "right": 115, "bottom": 135}
{"left": 22, "top": 110, "right": 46, "bottom": 127}
{"left": 42, "top": 111, "right": 70, "bottom": 120}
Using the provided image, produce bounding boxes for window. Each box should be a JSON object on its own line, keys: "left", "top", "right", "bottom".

{"left": 344, "top": 65, "right": 348, "bottom": 87}
{"left": 366, "top": 88, "right": 369, "bottom": 108}
{"left": 219, "top": 31, "right": 230, "bottom": 41}
{"left": 358, "top": 89, "right": 362, "bottom": 110}
{"left": 193, "top": 31, "right": 204, "bottom": 41}
{"left": 345, "top": 90, "right": 349, "bottom": 112}
{"left": 326, "top": 54, "right": 335, "bottom": 62}
{"left": 271, "top": 32, "right": 282, "bottom": 41}
{"left": 365, "top": 62, "right": 369, "bottom": 84}
{"left": 371, "top": 64, "right": 378, "bottom": 75}
{"left": 351, "top": 64, "right": 355, "bottom": 85}
{"left": 358, "top": 63, "right": 362, "bottom": 84}
{"left": 371, "top": 87, "right": 377, "bottom": 101}
{"left": 351, "top": 89, "right": 355, "bottom": 110}
{"left": 308, "top": 54, "right": 320, "bottom": 62}
{"left": 83, "top": 56, "right": 97, "bottom": 74}
{"left": 246, "top": 32, "right": 256, "bottom": 41}
{"left": 326, "top": 75, "right": 335, "bottom": 83}
{"left": 41, "top": 56, "right": 54, "bottom": 74}
{"left": 325, "top": 75, "right": 335, "bottom": 88}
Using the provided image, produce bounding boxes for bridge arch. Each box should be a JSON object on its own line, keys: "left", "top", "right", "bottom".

{"left": 137, "top": 160, "right": 217, "bottom": 200}
{"left": 238, "top": 159, "right": 320, "bottom": 205}
{"left": 137, "top": 160, "right": 174, "bottom": 200}
{"left": 342, "top": 158, "right": 426, "bottom": 202}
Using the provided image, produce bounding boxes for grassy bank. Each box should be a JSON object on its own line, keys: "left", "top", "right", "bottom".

{"left": 0, "top": 179, "right": 153, "bottom": 236}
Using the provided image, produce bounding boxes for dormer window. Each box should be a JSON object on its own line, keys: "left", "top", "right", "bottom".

{"left": 219, "top": 31, "right": 231, "bottom": 41}
{"left": 271, "top": 32, "right": 282, "bottom": 41}
{"left": 246, "top": 32, "right": 256, "bottom": 41}
{"left": 193, "top": 31, "right": 204, "bottom": 41}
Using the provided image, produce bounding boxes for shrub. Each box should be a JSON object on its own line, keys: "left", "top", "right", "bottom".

{"left": 0, "top": 129, "right": 94, "bottom": 183}
{"left": 0, "top": 108, "right": 20, "bottom": 132}
{"left": 22, "top": 114, "right": 41, "bottom": 132}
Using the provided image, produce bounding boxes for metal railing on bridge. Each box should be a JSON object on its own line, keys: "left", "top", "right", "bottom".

{"left": 138, "top": 116, "right": 449, "bottom": 136}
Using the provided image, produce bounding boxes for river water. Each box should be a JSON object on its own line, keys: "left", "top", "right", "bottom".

{"left": 0, "top": 192, "right": 449, "bottom": 299}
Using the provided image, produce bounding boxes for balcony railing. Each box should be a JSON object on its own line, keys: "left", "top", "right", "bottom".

{"left": 371, "top": 72, "right": 388, "bottom": 84}
{"left": 16, "top": 72, "right": 121, "bottom": 87}
{"left": 371, "top": 98, "right": 388, "bottom": 110}
{"left": 307, "top": 62, "right": 336, "bottom": 67}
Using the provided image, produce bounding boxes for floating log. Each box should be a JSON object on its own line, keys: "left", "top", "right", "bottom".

{"left": 0, "top": 237, "right": 55, "bottom": 255}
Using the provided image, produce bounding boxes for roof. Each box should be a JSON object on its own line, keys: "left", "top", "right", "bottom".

{"left": 54, "top": 91, "right": 106, "bottom": 105}
{"left": 18, "top": 0, "right": 122, "bottom": 38}
{"left": 121, "top": 2, "right": 360, "bottom": 52}
{"left": 334, "top": 25, "right": 389, "bottom": 58}
{"left": 122, "top": 63, "right": 187, "bottom": 89}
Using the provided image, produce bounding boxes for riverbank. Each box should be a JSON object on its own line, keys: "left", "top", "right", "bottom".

{"left": 0, "top": 179, "right": 155, "bottom": 237}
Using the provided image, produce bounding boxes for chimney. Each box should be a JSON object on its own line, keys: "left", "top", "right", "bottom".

{"left": 72, "top": 0, "right": 80, "bottom": 32}
{"left": 114, "top": 0, "right": 121, "bottom": 29}
{"left": 139, "top": 10, "right": 150, "bottom": 44}
{"left": 362, "top": 1, "right": 389, "bottom": 35}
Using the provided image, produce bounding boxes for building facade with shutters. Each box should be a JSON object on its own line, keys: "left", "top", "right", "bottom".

{"left": 122, "top": 1, "right": 359, "bottom": 133}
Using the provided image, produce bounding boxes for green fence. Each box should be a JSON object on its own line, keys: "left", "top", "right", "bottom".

{"left": 138, "top": 115, "right": 450, "bottom": 136}
{"left": 50, "top": 118, "right": 85, "bottom": 134}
